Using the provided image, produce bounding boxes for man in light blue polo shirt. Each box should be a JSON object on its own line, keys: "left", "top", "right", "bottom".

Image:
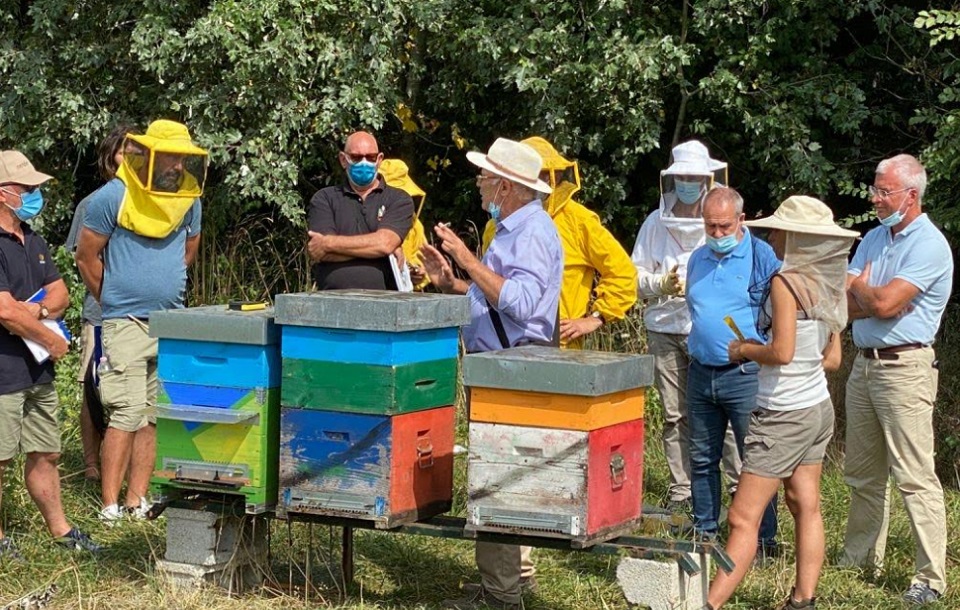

{"left": 685, "top": 187, "right": 779, "bottom": 553}
{"left": 843, "top": 154, "right": 952, "bottom": 606}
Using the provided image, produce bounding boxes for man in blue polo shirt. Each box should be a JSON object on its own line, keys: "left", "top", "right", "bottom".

{"left": 685, "top": 186, "right": 779, "bottom": 553}
{"left": 842, "top": 154, "right": 952, "bottom": 606}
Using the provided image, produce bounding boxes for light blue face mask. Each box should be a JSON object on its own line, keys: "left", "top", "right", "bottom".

{"left": 706, "top": 232, "right": 738, "bottom": 254}
{"left": 4, "top": 188, "right": 45, "bottom": 222}
{"left": 347, "top": 160, "right": 378, "bottom": 188}
{"left": 674, "top": 179, "right": 704, "bottom": 205}
{"left": 878, "top": 201, "right": 909, "bottom": 228}
{"left": 487, "top": 202, "right": 501, "bottom": 222}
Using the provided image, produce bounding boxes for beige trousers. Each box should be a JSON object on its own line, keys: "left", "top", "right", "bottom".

{"left": 842, "top": 348, "right": 947, "bottom": 594}
{"left": 475, "top": 542, "right": 530, "bottom": 604}
{"left": 647, "top": 331, "right": 741, "bottom": 500}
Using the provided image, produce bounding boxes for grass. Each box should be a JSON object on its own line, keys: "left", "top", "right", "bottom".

{"left": 1, "top": 308, "right": 957, "bottom": 608}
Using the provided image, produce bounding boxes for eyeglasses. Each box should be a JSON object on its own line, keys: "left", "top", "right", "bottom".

{"left": 476, "top": 174, "right": 501, "bottom": 183}
{"left": 868, "top": 185, "right": 912, "bottom": 199}
{"left": 344, "top": 153, "right": 380, "bottom": 163}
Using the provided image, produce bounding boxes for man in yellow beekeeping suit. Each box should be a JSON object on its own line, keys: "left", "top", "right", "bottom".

{"left": 381, "top": 159, "right": 430, "bottom": 290}
{"left": 481, "top": 136, "right": 636, "bottom": 348}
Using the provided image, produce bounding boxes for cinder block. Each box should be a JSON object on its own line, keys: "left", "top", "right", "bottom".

{"left": 274, "top": 290, "right": 471, "bottom": 331}
{"left": 156, "top": 558, "right": 264, "bottom": 593}
{"left": 463, "top": 346, "right": 655, "bottom": 395}
{"left": 164, "top": 508, "right": 268, "bottom": 566}
{"left": 150, "top": 305, "right": 278, "bottom": 345}
{"left": 616, "top": 554, "right": 707, "bottom": 610}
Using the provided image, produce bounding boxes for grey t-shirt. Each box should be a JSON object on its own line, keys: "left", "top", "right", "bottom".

{"left": 82, "top": 178, "right": 201, "bottom": 319}
{"left": 66, "top": 190, "right": 103, "bottom": 324}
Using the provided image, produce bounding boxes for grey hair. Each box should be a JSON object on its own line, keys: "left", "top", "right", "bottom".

{"left": 510, "top": 182, "right": 540, "bottom": 203}
{"left": 704, "top": 186, "right": 744, "bottom": 215}
{"left": 876, "top": 154, "right": 926, "bottom": 203}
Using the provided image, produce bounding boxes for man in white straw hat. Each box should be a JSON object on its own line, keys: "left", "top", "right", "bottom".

{"left": 0, "top": 150, "right": 102, "bottom": 556}
{"left": 421, "top": 137, "right": 562, "bottom": 610}
{"left": 702, "top": 195, "right": 858, "bottom": 610}
{"left": 842, "top": 154, "right": 952, "bottom": 606}
{"left": 631, "top": 140, "right": 744, "bottom": 518}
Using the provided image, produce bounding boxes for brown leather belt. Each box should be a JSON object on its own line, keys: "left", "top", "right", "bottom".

{"left": 860, "top": 343, "right": 927, "bottom": 361}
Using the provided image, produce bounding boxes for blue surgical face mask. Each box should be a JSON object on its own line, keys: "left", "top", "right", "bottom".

{"left": 674, "top": 179, "right": 704, "bottom": 205}
{"left": 4, "top": 188, "right": 44, "bottom": 222}
{"left": 706, "top": 232, "right": 739, "bottom": 254}
{"left": 347, "top": 160, "right": 378, "bottom": 188}
{"left": 878, "top": 200, "right": 909, "bottom": 228}
{"left": 484, "top": 181, "right": 505, "bottom": 222}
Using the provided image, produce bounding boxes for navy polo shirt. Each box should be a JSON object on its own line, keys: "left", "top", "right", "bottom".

{"left": 0, "top": 224, "right": 61, "bottom": 394}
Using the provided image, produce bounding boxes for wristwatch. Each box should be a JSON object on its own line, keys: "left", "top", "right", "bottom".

{"left": 38, "top": 302, "right": 49, "bottom": 320}
{"left": 590, "top": 310, "right": 606, "bottom": 325}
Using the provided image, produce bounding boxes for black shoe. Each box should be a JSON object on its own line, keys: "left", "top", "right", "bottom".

{"left": 755, "top": 542, "right": 782, "bottom": 566}
{"left": 777, "top": 587, "right": 815, "bottom": 609}
{"left": 54, "top": 528, "right": 103, "bottom": 554}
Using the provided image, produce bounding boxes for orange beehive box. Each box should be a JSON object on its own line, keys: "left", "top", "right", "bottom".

{"left": 469, "top": 386, "right": 644, "bottom": 431}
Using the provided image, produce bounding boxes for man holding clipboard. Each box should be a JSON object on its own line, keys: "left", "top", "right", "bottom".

{"left": 0, "top": 150, "right": 101, "bottom": 557}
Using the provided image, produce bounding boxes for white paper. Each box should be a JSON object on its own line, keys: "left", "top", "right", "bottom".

{"left": 389, "top": 253, "right": 414, "bottom": 292}
{"left": 23, "top": 320, "right": 67, "bottom": 364}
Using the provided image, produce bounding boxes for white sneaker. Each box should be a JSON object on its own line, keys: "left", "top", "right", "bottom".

{"left": 125, "top": 497, "right": 151, "bottom": 520}
{"left": 99, "top": 504, "right": 123, "bottom": 527}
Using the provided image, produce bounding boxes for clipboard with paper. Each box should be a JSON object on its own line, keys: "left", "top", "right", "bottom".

{"left": 21, "top": 287, "right": 71, "bottom": 364}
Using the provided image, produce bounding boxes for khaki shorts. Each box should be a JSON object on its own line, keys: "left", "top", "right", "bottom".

{"left": 0, "top": 383, "right": 61, "bottom": 460}
{"left": 100, "top": 318, "right": 158, "bottom": 433}
{"left": 77, "top": 322, "right": 97, "bottom": 383}
{"left": 743, "top": 397, "right": 834, "bottom": 479}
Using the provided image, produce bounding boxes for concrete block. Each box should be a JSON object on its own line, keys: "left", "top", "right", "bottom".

{"left": 150, "top": 305, "right": 278, "bottom": 345}
{"left": 164, "top": 508, "right": 268, "bottom": 566}
{"left": 156, "top": 558, "right": 264, "bottom": 594}
{"left": 616, "top": 554, "right": 707, "bottom": 610}
{"left": 274, "top": 290, "right": 471, "bottom": 331}
{"left": 463, "top": 346, "right": 655, "bottom": 395}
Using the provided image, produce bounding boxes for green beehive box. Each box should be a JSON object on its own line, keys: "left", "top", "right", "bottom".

{"left": 280, "top": 358, "right": 458, "bottom": 415}
{"left": 150, "top": 386, "right": 280, "bottom": 514}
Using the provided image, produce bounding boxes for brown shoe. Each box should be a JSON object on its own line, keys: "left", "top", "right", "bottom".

{"left": 777, "top": 587, "right": 816, "bottom": 609}
{"left": 442, "top": 585, "right": 521, "bottom": 610}
{"left": 462, "top": 576, "right": 538, "bottom": 596}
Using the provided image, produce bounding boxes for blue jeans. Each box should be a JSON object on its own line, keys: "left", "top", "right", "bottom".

{"left": 687, "top": 359, "right": 778, "bottom": 545}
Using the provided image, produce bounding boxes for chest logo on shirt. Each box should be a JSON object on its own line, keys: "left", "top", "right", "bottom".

{"left": 38, "top": 254, "right": 46, "bottom": 265}
{"left": 377, "top": 205, "right": 385, "bottom": 221}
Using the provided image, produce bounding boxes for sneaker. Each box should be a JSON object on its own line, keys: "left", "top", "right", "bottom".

{"left": 442, "top": 585, "right": 521, "bottom": 610}
{"left": 54, "top": 528, "right": 103, "bottom": 554}
{"left": 0, "top": 537, "right": 23, "bottom": 562}
{"left": 776, "top": 587, "right": 815, "bottom": 609}
{"left": 99, "top": 503, "right": 124, "bottom": 527}
{"left": 902, "top": 583, "right": 941, "bottom": 605}
{"left": 124, "top": 497, "right": 151, "bottom": 520}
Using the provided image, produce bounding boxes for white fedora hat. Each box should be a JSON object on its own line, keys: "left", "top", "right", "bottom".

{"left": 467, "top": 138, "right": 552, "bottom": 194}
{"left": 745, "top": 195, "right": 859, "bottom": 238}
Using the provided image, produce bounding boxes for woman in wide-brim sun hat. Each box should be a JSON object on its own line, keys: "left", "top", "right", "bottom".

{"left": 703, "top": 196, "right": 859, "bottom": 610}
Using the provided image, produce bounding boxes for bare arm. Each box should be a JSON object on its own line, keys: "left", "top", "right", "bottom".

{"left": 419, "top": 243, "right": 471, "bottom": 295}
{"left": 846, "top": 273, "right": 870, "bottom": 320}
{"left": 848, "top": 261, "right": 920, "bottom": 319}
{"left": 821, "top": 332, "right": 842, "bottom": 373}
{"left": 432, "top": 224, "right": 504, "bottom": 303}
{"left": 0, "top": 291, "right": 69, "bottom": 359}
{"left": 730, "top": 276, "right": 796, "bottom": 366}
{"left": 75, "top": 227, "right": 110, "bottom": 302}
{"left": 311, "top": 229, "right": 401, "bottom": 260}
{"left": 185, "top": 234, "right": 201, "bottom": 267}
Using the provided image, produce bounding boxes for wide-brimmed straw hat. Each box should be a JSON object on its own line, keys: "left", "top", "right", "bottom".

{"left": 0, "top": 150, "right": 53, "bottom": 186}
{"left": 662, "top": 140, "right": 726, "bottom": 176}
{"left": 745, "top": 195, "right": 859, "bottom": 238}
{"left": 128, "top": 119, "right": 208, "bottom": 156}
{"left": 467, "top": 138, "right": 552, "bottom": 194}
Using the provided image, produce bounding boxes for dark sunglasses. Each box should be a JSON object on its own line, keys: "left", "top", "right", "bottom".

{"left": 344, "top": 153, "right": 380, "bottom": 163}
